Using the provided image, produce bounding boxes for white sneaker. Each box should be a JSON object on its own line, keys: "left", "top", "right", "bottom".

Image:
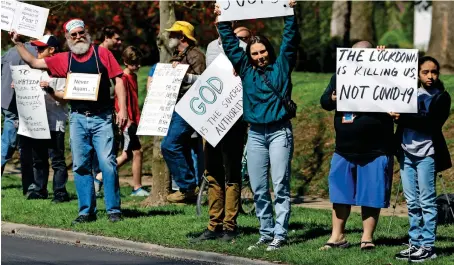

{"left": 131, "top": 187, "right": 150, "bottom": 197}
{"left": 247, "top": 237, "right": 272, "bottom": 251}
{"left": 266, "top": 238, "right": 286, "bottom": 251}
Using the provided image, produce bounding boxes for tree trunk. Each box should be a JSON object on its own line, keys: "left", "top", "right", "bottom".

{"left": 330, "top": 0, "right": 351, "bottom": 45}
{"left": 142, "top": 0, "right": 175, "bottom": 207}
{"left": 349, "top": 1, "right": 374, "bottom": 44}
{"left": 427, "top": 1, "right": 454, "bottom": 74}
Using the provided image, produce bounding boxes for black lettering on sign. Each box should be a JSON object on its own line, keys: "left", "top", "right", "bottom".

{"left": 337, "top": 66, "right": 346, "bottom": 75}
{"left": 403, "top": 67, "right": 416, "bottom": 79}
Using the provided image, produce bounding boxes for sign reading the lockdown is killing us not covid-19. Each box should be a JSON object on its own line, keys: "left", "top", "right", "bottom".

{"left": 216, "top": 0, "right": 294, "bottom": 22}
{"left": 137, "top": 63, "right": 189, "bottom": 136}
{"left": 1, "top": 0, "right": 49, "bottom": 38}
{"left": 175, "top": 54, "right": 243, "bottom": 147}
{"left": 336, "top": 48, "right": 418, "bottom": 113}
{"left": 11, "top": 65, "right": 51, "bottom": 139}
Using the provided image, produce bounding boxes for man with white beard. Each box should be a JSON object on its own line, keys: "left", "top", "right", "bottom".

{"left": 10, "top": 19, "right": 128, "bottom": 225}
{"left": 161, "top": 21, "right": 206, "bottom": 204}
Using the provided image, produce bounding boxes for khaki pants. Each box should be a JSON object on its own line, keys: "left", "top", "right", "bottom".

{"left": 205, "top": 121, "right": 247, "bottom": 232}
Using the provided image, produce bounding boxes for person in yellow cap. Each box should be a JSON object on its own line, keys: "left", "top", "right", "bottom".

{"left": 161, "top": 21, "right": 206, "bottom": 204}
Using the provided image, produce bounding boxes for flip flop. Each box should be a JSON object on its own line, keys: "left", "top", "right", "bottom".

{"left": 360, "top": 241, "right": 375, "bottom": 250}
{"left": 319, "top": 241, "right": 350, "bottom": 250}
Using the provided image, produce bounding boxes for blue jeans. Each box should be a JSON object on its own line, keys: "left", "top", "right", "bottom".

{"left": 400, "top": 152, "right": 437, "bottom": 247}
{"left": 69, "top": 111, "right": 121, "bottom": 215}
{"left": 247, "top": 120, "right": 293, "bottom": 241}
{"left": 1, "top": 108, "right": 19, "bottom": 175}
{"left": 161, "top": 112, "right": 197, "bottom": 191}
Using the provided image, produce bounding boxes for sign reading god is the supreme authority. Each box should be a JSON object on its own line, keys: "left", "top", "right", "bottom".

{"left": 336, "top": 48, "right": 418, "bottom": 113}
{"left": 11, "top": 65, "right": 51, "bottom": 139}
{"left": 175, "top": 54, "right": 243, "bottom": 147}
{"left": 64, "top": 73, "right": 101, "bottom": 101}
{"left": 217, "top": 0, "right": 294, "bottom": 22}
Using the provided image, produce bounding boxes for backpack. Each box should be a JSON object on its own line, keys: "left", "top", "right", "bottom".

{"left": 436, "top": 194, "right": 454, "bottom": 225}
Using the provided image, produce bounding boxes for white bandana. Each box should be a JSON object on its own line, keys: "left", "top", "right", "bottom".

{"left": 65, "top": 19, "right": 85, "bottom": 33}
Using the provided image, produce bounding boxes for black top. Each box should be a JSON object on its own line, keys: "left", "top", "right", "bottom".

{"left": 320, "top": 74, "right": 395, "bottom": 163}
{"left": 395, "top": 82, "right": 452, "bottom": 172}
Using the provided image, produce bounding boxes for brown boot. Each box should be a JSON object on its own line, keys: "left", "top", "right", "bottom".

{"left": 166, "top": 189, "right": 197, "bottom": 203}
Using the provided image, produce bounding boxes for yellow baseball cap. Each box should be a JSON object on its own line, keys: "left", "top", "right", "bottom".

{"left": 166, "top": 21, "right": 196, "bottom": 42}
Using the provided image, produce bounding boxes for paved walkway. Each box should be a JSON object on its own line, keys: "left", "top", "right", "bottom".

{"left": 3, "top": 164, "right": 408, "bottom": 217}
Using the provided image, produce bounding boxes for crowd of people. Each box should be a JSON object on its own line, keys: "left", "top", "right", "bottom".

{"left": 1, "top": 0, "right": 451, "bottom": 261}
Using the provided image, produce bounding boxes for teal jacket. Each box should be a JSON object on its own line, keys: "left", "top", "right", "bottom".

{"left": 218, "top": 15, "right": 299, "bottom": 124}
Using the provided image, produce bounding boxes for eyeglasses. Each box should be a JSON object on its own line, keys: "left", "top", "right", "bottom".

{"left": 70, "top": 30, "right": 85, "bottom": 38}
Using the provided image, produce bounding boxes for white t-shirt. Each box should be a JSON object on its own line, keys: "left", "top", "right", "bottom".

{"left": 41, "top": 71, "right": 68, "bottom": 132}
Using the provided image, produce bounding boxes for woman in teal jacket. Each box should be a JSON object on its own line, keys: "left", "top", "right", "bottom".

{"left": 215, "top": 0, "right": 299, "bottom": 251}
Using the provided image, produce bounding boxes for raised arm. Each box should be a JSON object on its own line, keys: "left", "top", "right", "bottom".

{"left": 276, "top": 14, "right": 299, "bottom": 72}
{"left": 10, "top": 31, "right": 48, "bottom": 70}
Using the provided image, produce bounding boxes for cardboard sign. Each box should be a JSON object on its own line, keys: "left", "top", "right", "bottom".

{"left": 1, "top": 0, "right": 49, "bottom": 38}
{"left": 217, "top": 0, "right": 294, "bottom": 22}
{"left": 63, "top": 73, "right": 101, "bottom": 101}
{"left": 175, "top": 54, "right": 243, "bottom": 147}
{"left": 137, "top": 63, "right": 189, "bottom": 136}
{"left": 336, "top": 48, "right": 418, "bottom": 113}
{"left": 11, "top": 65, "right": 50, "bottom": 139}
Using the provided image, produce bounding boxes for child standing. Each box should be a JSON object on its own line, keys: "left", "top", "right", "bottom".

{"left": 115, "top": 46, "right": 149, "bottom": 196}
{"left": 393, "top": 56, "right": 452, "bottom": 262}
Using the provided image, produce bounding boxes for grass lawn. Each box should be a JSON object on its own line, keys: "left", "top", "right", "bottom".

{"left": 2, "top": 175, "right": 454, "bottom": 265}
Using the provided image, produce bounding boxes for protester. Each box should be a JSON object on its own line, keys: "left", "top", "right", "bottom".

{"left": 113, "top": 46, "right": 149, "bottom": 196}
{"left": 1, "top": 41, "right": 37, "bottom": 192}
{"left": 160, "top": 21, "right": 206, "bottom": 204}
{"left": 392, "top": 56, "right": 451, "bottom": 262}
{"left": 215, "top": 0, "right": 298, "bottom": 251}
{"left": 99, "top": 25, "right": 122, "bottom": 51}
{"left": 192, "top": 19, "right": 249, "bottom": 242}
{"left": 19, "top": 35, "right": 70, "bottom": 203}
{"left": 10, "top": 18, "right": 128, "bottom": 224}
{"left": 320, "top": 43, "right": 394, "bottom": 250}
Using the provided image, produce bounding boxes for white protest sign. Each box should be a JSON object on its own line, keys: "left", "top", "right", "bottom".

{"left": 217, "top": 0, "right": 294, "bottom": 22}
{"left": 137, "top": 63, "right": 189, "bottom": 136}
{"left": 64, "top": 73, "right": 101, "bottom": 101}
{"left": 1, "top": 0, "right": 49, "bottom": 38}
{"left": 11, "top": 65, "right": 51, "bottom": 139}
{"left": 336, "top": 48, "right": 418, "bottom": 113}
{"left": 1, "top": 0, "right": 18, "bottom": 31}
{"left": 175, "top": 54, "right": 243, "bottom": 147}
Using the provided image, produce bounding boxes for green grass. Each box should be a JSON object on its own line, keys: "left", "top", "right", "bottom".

{"left": 2, "top": 175, "right": 453, "bottom": 265}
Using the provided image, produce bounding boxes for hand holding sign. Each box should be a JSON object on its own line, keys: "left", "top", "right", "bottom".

{"left": 215, "top": 0, "right": 295, "bottom": 21}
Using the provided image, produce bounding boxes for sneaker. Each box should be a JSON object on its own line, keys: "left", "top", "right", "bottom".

{"left": 108, "top": 213, "right": 123, "bottom": 223}
{"left": 130, "top": 187, "right": 150, "bottom": 197}
{"left": 266, "top": 238, "right": 286, "bottom": 251}
{"left": 51, "top": 193, "right": 70, "bottom": 204}
{"left": 94, "top": 179, "right": 103, "bottom": 197}
{"left": 395, "top": 244, "right": 419, "bottom": 260}
{"left": 410, "top": 246, "right": 437, "bottom": 262}
{"left": 71, "top": 214, "right": 96, "bottom": 226}
{"left": 221, "top": 230, "right": 239, "bottom": 242}
{"left": 247, "top": 237, "right": 273, "bottom": 251}
{"left": 166, "top": 189, "right": 197, "bottom": 203}
{"left": 26, "top": 191, "right": 48, "bottom": 200}
{"left": 190, "top": 229, "right": 222, "bottom": 243}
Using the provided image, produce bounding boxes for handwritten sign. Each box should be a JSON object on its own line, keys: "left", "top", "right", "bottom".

{"left": 336, "top": 48, "right": 418, "bottom": 113}
{"left": 1, "top": 0, "right": 18, "bottom": 31}
{"left": 175, "top": 54, "right": 243, "bottom": 147}
{"left": 137, "top": 63, "right": 189, "bottom": 136}
{"left": 1, "top": 0, "right": 49, "bottom": 38}
{"left": 11, "top": 65, "right": 50, "bottom": 139}
{"left": 64, "top": 73, "right": 101, "bottom": 101}
{"left": 217, "top": 0, "right": 294, "bottom": 22}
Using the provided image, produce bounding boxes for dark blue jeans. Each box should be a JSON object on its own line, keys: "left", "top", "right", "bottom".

{"left": 161, "top": 112, "right": 198, "bottom": 191}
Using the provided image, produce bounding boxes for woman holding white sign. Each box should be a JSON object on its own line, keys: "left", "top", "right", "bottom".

{"left": 393, "top": 56, "right": 451, "bottom": 262}
{"left": 215, "top": 0, "right": 298, "bottom": 251}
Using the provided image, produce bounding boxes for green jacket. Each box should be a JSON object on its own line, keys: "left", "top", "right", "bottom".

{"left": 218, "top": 15, "right": 299, "bottom": 124}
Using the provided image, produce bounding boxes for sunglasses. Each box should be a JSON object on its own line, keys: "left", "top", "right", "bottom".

{"left": 70, "top": 30, "right": 85, "bottom": 38}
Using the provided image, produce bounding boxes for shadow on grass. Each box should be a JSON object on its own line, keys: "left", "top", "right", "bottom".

{"left": 438, "top": 246, "right": 454, "bottom": 256}
{"left": 1, "top": 184, "right": 22, "bottom": 190}
{"left": 121, "top": 208, "right": 184, "bottom": 218}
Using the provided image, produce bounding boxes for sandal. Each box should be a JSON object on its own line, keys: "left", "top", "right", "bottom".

{"left": 319, "top": 241, "right": 350, "bottom": 250}
{"left": 360, "top": 241, "right": 375, "bottom": 250}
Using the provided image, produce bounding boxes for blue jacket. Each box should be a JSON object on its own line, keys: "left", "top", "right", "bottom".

{"left": 218, "top": 15, "right": 299, "bottom": 124}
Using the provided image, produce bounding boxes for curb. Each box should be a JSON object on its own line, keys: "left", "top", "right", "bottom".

{"left": 1, "top": 222, "right": 281, "bottom": 265}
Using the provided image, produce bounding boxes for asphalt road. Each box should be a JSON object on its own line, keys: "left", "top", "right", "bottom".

{"left": 1, "top": 235, "right": 213, "bottom": 265}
